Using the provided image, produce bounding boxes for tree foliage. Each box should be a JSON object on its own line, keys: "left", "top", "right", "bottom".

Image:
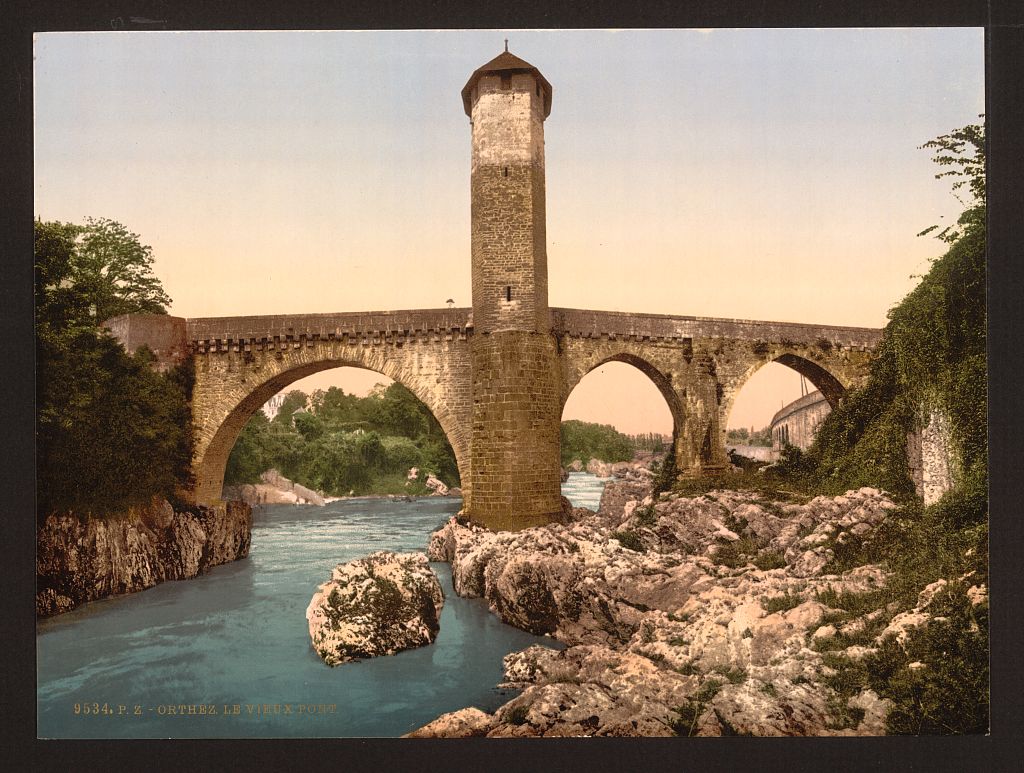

{"left": 35, "top": 218, "right": 190, "bottom": 519}
{"left": 560, "top": 420, "right": 635, "bottom": 466}
{"left": 225, "top": 381, "right": 461, "bottom": 496}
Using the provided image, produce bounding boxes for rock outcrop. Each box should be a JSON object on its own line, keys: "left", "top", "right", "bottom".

{"left": 306, "top": 551, "right": 444, "bottom": 666}
{"left": 425, "top": 475, "right": 449, "bottom": 496}
{"left": 37, "top": 498, "right": 252, "bottom": 617}
{"left": 414, "top": 475, "right": 915, "bottom": 736}
{"left": 223, "top": 468, "right": 326, "bottom": 506}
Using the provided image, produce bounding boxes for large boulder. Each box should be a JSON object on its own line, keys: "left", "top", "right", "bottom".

{"left": 306, "top": 551, "right": 443, "bottom": 666}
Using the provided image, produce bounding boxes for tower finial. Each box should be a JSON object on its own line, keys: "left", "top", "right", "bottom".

{"left": 504, "top": 38, "right": 508, "bottom": 52}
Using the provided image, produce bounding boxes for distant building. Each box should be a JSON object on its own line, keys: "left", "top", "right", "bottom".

{"left": 262, "top": 393, "right": 288, "bottom": 420}
{"left": 770, "top": 390, "right": 831, "bottom": 452}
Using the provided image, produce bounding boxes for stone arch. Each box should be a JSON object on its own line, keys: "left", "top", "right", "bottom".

{"left": 192, "top": 353, "right": 469, "bottom": 506}
{"left": 559, "top": 351, "right": 685, "bottom": 449}
{"left": 718, "top": 350, "right": 848, "bottom": 457}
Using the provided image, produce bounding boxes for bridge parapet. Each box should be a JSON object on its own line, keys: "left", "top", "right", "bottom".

{"left": 186, "top": 308, "right": 473, "bottom": 352}
{"left": 552, "top": 307, "right": 881, "bottom": 350}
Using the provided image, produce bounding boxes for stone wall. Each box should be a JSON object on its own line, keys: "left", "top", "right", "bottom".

{"left": 189, "top": 331, "right": 474, "bottom": 508}
{"left": 727, "top": 444, "right": 776, "bottom": 462}
{"left": 469, "top": 331, "right": 563, "bottom": 530}
{"left": 36, "top": 498, "right": 251, "bottom": 617}
{"left": 769, "top": 390, "right": 832, "bottom": 452}
{"left": 102, "top": 313, "right": 188, "bottom": 372}
{"left": 907, "top": 408, "right": 956, "bottom": 505}
{"left": 557, "top": 326, "right": 875, "bottom": 477}
{"left": 470, "top": 71, "right": 550, "bottom": 335}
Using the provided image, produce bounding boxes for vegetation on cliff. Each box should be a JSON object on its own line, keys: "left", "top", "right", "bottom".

{"left": 673, "top": 120, "right": 989, "bottom": 735}
{"left": 225, "top": 382, "right": 460, "bottom": 496}
{"left": 35, "top": 219, "right": 192, "bottom": 520}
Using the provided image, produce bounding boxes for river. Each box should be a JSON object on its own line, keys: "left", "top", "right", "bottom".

{"left": 36, "top": 473, "right": 610, "bottom": 738}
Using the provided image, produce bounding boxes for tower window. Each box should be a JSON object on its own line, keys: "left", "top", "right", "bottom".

{"left": 505, "top": 286, "right": 512, "bottom": 302}
{"left": 536, "top": 83, "right": 541, "bottom": 97}
{"left": 503, "top": 166, "right": 508, "bottom": 177}
{"left": 501, "top": 74, "right": 511, "bottom": 89}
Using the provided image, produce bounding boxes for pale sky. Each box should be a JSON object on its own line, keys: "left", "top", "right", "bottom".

{"left": 34, "top": 29, "right": 984, "bottom": 434}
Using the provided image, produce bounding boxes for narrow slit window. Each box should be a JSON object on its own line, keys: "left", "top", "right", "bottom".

{"left": 505, "top": 286, "right": 512, "bottom": 302}
{"left": 503, "top": 166, "right": 508, "bottom": 177}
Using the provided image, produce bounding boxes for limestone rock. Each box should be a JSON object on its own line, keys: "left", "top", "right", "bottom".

{"left": 224, "top": 469, "right": 326, "bottom": 506}
{"left": 403, "top": 707, "right": 492, "bottom": 738}
{"left": 425, "top": 475, "right": 449, "bottom": 496}
{"left": 306, "top": 551, "right": 443, "bottom": 666}
{"left": 36, "top": 499, "right": 251, "bottom": 617}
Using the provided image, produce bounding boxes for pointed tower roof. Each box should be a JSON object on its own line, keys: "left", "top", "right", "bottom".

{"left": 461, "top": 49, "right": 552, "bottom": 118}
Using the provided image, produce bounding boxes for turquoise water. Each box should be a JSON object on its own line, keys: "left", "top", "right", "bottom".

{"left": 36, "top": 475, "right": 608, "bottom": 738}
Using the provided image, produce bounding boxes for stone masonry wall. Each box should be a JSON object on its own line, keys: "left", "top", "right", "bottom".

{"left": 907, "top": 408, "right": 956, "bottom": 505}
{"left": 470, "top": 72, "right": 549, "bottom": 334}
{"left": 770, "top": 390, "right": 832, "bottom": 452}
{"left": 469, "top": 331, "right": 563, "bottom": 530}
{"left": 103, "top": 313, "right": 188, "bottom": 372}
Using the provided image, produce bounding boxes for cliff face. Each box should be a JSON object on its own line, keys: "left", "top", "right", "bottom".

{"left": 37, "top": 498, "right": 252, "bottom": 617}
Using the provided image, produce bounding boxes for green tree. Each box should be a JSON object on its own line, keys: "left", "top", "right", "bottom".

{"left": 35, "top": 219, "right": 190, "bottom": 517}
{"left": 272, "top": 390, "right": 309, "bottom": 427}
{"left": 293, "top": 410, "right": 325, "bottom": 441}
{"left": 75, "top": 217, "right": 172, "bottom": 322}
{"left": 917, "top": 118, "right": 985, "bottom": 244}
{"left": 561, "top": 420, "right": 635, "bottom": 466}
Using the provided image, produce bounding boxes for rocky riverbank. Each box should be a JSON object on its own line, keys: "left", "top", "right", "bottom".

{"left": 408, "top": 470, "right": 978, "bottom": 737}
{"left": 306, "top": 551, "right": 444, "bottom": 666}
{"left": 223, "top": 468, "right": 463, "bottom": 506}
{"left": 223, "top": 468, "right": 326, "bottom": 506}
{"left": 37, "top": 497, "right": 252, "bottom": 617}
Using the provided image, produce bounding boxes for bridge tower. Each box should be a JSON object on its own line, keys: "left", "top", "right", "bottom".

{"left": 462, "top": 49, "right": 563, "bottom": 529}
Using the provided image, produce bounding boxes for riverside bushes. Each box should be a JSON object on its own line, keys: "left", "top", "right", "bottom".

{"left": 224, "top": 382, "right": 461, "bottom": 496}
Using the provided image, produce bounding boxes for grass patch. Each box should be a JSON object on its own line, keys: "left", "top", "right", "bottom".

{"left": 634, "top": 504, "right": 657, "bottom": 526}
{"left": 761, "top": 593, "right": 803, "bottom": 614}
{"left": 669, "top": 676, "right": 727, "bottom": 737}
{"left": 610, "top": 530, "right": 645, "bottom": 552}
{"left": 504, "top": 703, "right": 530, "bottom": 726}
{"left": 752, "top": 550, "right": 787, "bottom": 570}
{"left": 713, "top": 536, "right": 761, "bottom": 568}
{"left": 715, "top": 666, "right": 748, "bottom": 684}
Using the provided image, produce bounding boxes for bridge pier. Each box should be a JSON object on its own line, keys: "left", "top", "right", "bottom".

{"left": 468, "top": 332, "right": 563, "bottom": 530}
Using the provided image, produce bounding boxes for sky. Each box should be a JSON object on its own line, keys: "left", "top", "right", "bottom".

{"left": 34, "top": 29, "right": 984, "bottom": 435}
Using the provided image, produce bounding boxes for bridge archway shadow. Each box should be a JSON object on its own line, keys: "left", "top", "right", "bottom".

{"left": 196, "top": 360, "right": 466, "bottom": 505}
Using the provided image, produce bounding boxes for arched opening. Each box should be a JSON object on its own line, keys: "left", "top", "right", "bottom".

{"left": 724, "top": 355, "right": 846, "bottom": 464}
{"left": 560, "top": 358, "right": 679, "bottom": 499}
{"left": 196, "top": 362, "right": 465, "bottom": 505}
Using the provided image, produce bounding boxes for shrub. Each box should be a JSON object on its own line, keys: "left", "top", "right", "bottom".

{"left": 611, "top": 530, "right": 646, "bottom": 552}
{"left": 504, "top": 704, "right": 530, "bottom": 726}
{"left": 761, "top": 593, "right": 803, "bottom": 614}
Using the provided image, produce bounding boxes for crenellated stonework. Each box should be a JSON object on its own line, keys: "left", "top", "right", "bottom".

{"left": 106, "top": 49, "right": 887, "bottom": 531}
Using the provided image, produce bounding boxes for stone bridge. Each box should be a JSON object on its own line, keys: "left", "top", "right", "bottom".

{"left": 107, "top": 49, "right": 882, "bottom": 530}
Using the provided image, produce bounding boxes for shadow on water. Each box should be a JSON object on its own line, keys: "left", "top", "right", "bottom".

{"left": 36, "top": 487, "right": 613, "bottom": 739}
